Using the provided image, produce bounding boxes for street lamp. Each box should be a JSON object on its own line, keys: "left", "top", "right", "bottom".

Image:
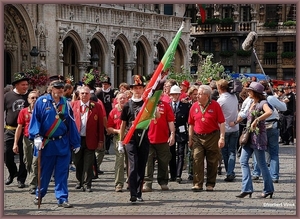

{"left": 91, "top": 53, "right": 99, "bottom": 69}
{"left": 30, "top": 46, "right": 39, "bottom": 67}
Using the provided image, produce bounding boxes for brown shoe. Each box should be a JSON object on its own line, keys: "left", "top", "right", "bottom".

{"left": 115, "top": 185, "right": 123, "bottom": 192}
{"left": 206, "top": 186, "right": 214, "bottom": 191}
{"left": 191, "top": 185, "right": 203, "bottom": 192}
{"left": 142, "top": 185, "right": 152, "bottom": 192}
{"left": 160, "top": 184, "right": 169, "bottom": 190}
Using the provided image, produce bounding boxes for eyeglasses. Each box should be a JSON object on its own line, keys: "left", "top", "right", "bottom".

{"left": 30, "top": 96, "right": 38, "bottom": 99}
{"left": 54, "top": 86, "right": 64, "bottom": 89}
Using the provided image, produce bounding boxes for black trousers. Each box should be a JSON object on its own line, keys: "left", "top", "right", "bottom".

{"left": 73, "top": 137, "right": 95, "bottom": 187}
{"left": 126, "top": 130, "right": 149, "bottom": 198}
{"left": 4, "top": 129, "right": 27, "bottom": 183}
{"left": 169, "top": 141, "right": 187, "bottom": 178}
{"left": 281, "top": 114, "right": 294, "bottom": 143}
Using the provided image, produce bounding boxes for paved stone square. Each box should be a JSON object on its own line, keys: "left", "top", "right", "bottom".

{"left": 4, "top": 142, "right": 296, "bottom": 216}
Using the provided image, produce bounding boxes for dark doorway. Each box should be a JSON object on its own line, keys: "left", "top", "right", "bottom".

{"left": 4, "top": 51, "right": 12, "bottom": 85}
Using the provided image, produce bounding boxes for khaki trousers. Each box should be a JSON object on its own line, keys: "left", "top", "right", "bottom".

{"left": 144, "top": 142, "right": 171, "bottom": 188}
{"left": 192, "top": 131, "right": 221, "bottom": 188}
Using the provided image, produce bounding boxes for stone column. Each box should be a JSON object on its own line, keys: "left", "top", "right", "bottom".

{"left": 78, "top": 62, "right": 89, "bottom": 82}
{"left": 125, "top": 62, "right": 136, "bottom": 84}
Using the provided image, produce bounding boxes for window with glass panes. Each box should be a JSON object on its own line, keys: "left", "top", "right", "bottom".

{"left": 265, "top": 42, "right": 277, "bottom": 52}
{"left": 265, "top": 4, "right": 278, "bottom": 22}
{"left": 222, "top": 5, "right": 232, "bottom": 18}
{"left": 283, "top": 42, "right": 296, "bottom": 52}
{"left": 221, "top": 38, "right": 233, "bottom": 51}
{"left": 241, "top": 5, "right": 251, "bottom": 22}
{"left": 204, "top": 39, "right": 214, "bottom": 52}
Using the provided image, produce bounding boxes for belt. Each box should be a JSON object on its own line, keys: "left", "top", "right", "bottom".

{"left": 195, "top": 130, "right": 219, "bottom": 136}
{"left": 5, "top": 125, "right": 17, "bottom": 130}
{"left": 43, "top": 135, "right": 63, "bottom": 141}
{"left": 266, "top": 119, "right": 278, "bottom": 122}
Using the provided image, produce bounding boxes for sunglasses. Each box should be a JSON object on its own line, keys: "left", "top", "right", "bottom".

{"left": 53, "top": 86, "right": 64, "bottom": 89}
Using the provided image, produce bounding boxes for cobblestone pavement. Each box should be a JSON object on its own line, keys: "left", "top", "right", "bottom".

{"left": 4, "top": 142, "right": 296, "bottom": 216}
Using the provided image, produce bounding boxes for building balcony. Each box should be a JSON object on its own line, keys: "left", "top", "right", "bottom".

{"left": 190, "top": 21, "right": 254, "bottom": 35}
{"left": 56, "top": 4, "right": 186, "bottom": 31}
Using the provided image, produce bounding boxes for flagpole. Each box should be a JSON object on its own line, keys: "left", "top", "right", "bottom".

{"left": 123, "top": 22, "right": 184, "bottom": 145}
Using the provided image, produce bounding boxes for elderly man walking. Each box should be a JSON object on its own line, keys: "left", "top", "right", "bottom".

{"left": 188, "top": 85, "right": 225, "bottom": 192}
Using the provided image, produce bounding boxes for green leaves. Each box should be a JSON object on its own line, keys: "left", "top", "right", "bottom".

{"left": 197, "top": 53, "right": 225, "bottom": 85}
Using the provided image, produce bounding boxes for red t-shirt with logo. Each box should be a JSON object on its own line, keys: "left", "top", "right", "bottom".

{"left": 107, "top": 107, "right": 122, "bottom": 129}
{"left": 160, "top": 93, "right": 172, "bottom": 104}
{"left": 188, "top": 100, "right": 225, "bottom": 134}
{"left": 17, "top": 107, "right": 31, "bottom": 137}
{"left": 148, "top": 101, "right": 175, "bottom": 144}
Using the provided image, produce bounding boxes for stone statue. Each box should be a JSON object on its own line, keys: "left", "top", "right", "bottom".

{"left": 111, "top": 43, "right": 115, "bottom": 57}
{"left": 153, "top": 44, "right": 158, "bottom": 59}
{"left": 133, "top": 43, "right": 137, "bottom": 59}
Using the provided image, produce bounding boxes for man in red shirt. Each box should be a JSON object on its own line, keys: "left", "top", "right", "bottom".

{"left": 143, "top": 100, "right": 175, "bottom": 192}
{"left": 188, "top": 85, "right": 225, "bottom": 192}
{"left": 107, "top": 92, "right": 128, "bottom": 192}
{"left": 13, "top": 90, "right": 39, "bottom": 192}
{"left": 160, "top": 79, "right": 177, "bottom": 104}
{"left": 179, "top": 80, "right": 190, "bottom": 100}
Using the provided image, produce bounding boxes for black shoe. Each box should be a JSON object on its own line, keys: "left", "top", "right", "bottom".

{"left": 5, "top": 176, "right": 13, "bottom": 185}
{"left": 105, "top": 150, "right": 109, "bottom": 154}
{"left": 5, "top": 172, "right": 18, "bottom": 185}
{"left": 169, "top": 177, "right": 176, "bottom": 182}
{"left": 188, "top": 175, "right": 193, "bottom": 180}
{"left": 224, "top": 175, "right": 236, "bottom": 182}
{"left": 17, "top": 181, "right": 25, "bottom": 188}
{"left": 137, "top": 197, "right": 144, "bottom": 202}
{"left": 97, "top": 169, "right": 104, "bottom": 174}
{"left": 257, "top": 192, "right": 273, "bottom": 199}
{"left": 33, "top": 197, "right": 42, "bottom": 205}
{"left": 130, "top": 196, "right": 137, "bottom": 203}
{"left": 252, "top": 176, "right": 259, "bottom": 180}
{"left": 92, "top": 175, "right": 99, "bottom": 179}
{"left": 218, "top": 167, "right": 222, "bottom": 175}
{"left": 58, "top": 201, "right": 73, "bottom": 208}
{"left": 75, "top": 184, "right": 82, "bottom": 189}
{"left": 29, "top": 188, "right": 36, "bottom": 194}
{"left": 283, "top": 142, "right": 289, "bottom": 145}
{"left": 272, "top": 179, "right": 279, "bottom": 183}
{"left": 236, "top": 192, "right": 252, "bottom": 198}
{"left": 176, "top": 177, "right": 182, "bottom": 183}
{"left": 86, "top": 187, "right": 93, "bottom": 192}
{"left": 81, "top": 187, "right": 86, "bottom": 192}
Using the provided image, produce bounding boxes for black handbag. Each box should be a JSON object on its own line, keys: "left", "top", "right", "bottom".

{"left": 239, "top": 127, "right": 250, "bottom": 146}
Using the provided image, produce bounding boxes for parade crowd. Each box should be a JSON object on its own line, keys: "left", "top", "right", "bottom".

{"left": 4, "top": 72, "right": 296, "bottom": 207}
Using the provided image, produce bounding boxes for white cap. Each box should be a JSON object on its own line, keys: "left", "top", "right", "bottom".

{"left": 170, "top": 85, "right": 181, "bottom": 94}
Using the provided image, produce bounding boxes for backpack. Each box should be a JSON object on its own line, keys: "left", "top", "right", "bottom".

{"left": 227, "top": 79, "right": 243, "bottom": 94}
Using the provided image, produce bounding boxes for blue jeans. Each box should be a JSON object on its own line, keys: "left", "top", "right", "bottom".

{"left": 221, "top": 131, "right": 239, "bottom": 176}
{"left": 240, "top": 144, "right": 274, "bottom": 194}
{"left": 252, "top": 127, "right": 279, "bottom": 180}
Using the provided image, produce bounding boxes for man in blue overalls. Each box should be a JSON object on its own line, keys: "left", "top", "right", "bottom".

{"left": 29, "top": 75, "right": 81, "bottom": 208}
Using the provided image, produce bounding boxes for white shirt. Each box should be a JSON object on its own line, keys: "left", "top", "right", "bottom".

{"left": 80, "top": 101, "right": 89, "bottom": 136}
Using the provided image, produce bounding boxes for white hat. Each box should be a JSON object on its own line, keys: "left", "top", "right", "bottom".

{"left": 169, "top": 85, "right": 181, "bottom": 94}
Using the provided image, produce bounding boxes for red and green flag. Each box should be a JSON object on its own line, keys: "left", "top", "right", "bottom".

{"left": 123, "top": 21, "right": 184, "bottom": 144}
{"left": 197, "top": 4, "right": 206, "bottom": 23}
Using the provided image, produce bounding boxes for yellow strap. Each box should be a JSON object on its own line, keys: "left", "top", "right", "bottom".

{"left": 5, "top": 125, "right": 17, "bottom": 130}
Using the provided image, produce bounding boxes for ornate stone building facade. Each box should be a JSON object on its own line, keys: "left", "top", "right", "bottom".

{"left": 189, "top": 4, "right": 296, "bottom": 80}
{"left": 4, "top": 4, "right": 190, "bottom": 87}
